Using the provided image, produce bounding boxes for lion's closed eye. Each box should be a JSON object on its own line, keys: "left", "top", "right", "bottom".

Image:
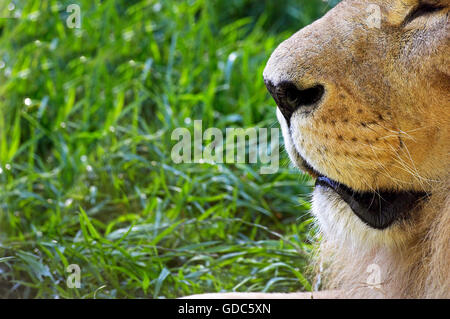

{"left": 403, "top": 1, "right": 446, "bottom": 25}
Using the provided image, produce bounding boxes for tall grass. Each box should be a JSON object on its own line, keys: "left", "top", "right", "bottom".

{"left": 0, "top": 0, "right": 336, "bottom": 298}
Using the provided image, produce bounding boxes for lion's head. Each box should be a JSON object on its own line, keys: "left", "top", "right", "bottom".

{"left": 264, "top": 0, "right": 449, "bottom": 297}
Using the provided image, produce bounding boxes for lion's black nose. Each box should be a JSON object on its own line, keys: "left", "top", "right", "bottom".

{"left": 264, "top": 80, "right": 325, "bottom": 123}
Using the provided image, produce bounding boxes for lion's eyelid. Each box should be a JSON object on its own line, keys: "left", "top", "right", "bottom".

{"left": 403, "top": 2, "right": 445, "bottom": 25}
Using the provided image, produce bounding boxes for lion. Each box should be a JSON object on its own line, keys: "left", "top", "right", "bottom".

{"left": 188, "top": 0, "right": 449, "bottom": 299}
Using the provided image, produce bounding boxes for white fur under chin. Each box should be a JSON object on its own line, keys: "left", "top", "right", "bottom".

{"left": 311, "top": 186, "right": 414, "bottom": 251}
{"left": 311, "top": 186, "right": 408, "bottom": 250}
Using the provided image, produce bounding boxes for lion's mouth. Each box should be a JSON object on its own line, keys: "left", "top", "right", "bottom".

{"left": 301, "top": 159, "right": 429, "bottom": 230}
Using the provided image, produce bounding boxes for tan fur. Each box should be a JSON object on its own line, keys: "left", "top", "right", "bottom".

{"left": 187, "top": 0, "right": 449, "bottom": 299}
{"left": 265, "top": 0, "right": 450, "bottom": 298}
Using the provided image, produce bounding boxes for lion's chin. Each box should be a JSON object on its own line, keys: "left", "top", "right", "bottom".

{"left": 296, "top": 154, "right": 429, "bottom": 230}
{"left": 314, "top": 176, "right": 429, "bottom": 230}
{"left": 311, "top": 186, "right": 413, "bottom": 248}
{"left": 283, "top": 137, "right": 429, "bottom": 231}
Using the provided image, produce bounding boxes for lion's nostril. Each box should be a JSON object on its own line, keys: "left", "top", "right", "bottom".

{"left": 286, "top": 84, "right": 324, "bottom": 108}
{"left": 265, "top": 80, "right": 325, "bottom": 123}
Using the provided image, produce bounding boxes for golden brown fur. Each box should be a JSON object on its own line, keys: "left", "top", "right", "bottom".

{"left": 265, "top": 0, "right": 450, "bottom": 299}
{"left": 188, "top": 0, "right": 449, "bottom": 299}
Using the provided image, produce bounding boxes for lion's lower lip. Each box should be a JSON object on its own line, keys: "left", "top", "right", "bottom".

{"left": 290, "top": 137, "right": 430, "bottom": 229}
{"left": 315, "top": 175, "right": 429, "bottom": 230}
{"left": 294, "top": 151, "right": 429, "bottom": 229}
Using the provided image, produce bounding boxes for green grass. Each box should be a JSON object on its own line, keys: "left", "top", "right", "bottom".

{"left": 0, "top": 0, "right": 337, "bottom": 298}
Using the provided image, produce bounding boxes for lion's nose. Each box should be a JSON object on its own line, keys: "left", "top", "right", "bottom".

{"left": 264, "top": 80, "right": 325, "bottom": 123}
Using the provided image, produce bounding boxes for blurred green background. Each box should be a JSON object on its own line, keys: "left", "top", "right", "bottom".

{"left": 0, "top": 0, "right": 338, "bottom": 298}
